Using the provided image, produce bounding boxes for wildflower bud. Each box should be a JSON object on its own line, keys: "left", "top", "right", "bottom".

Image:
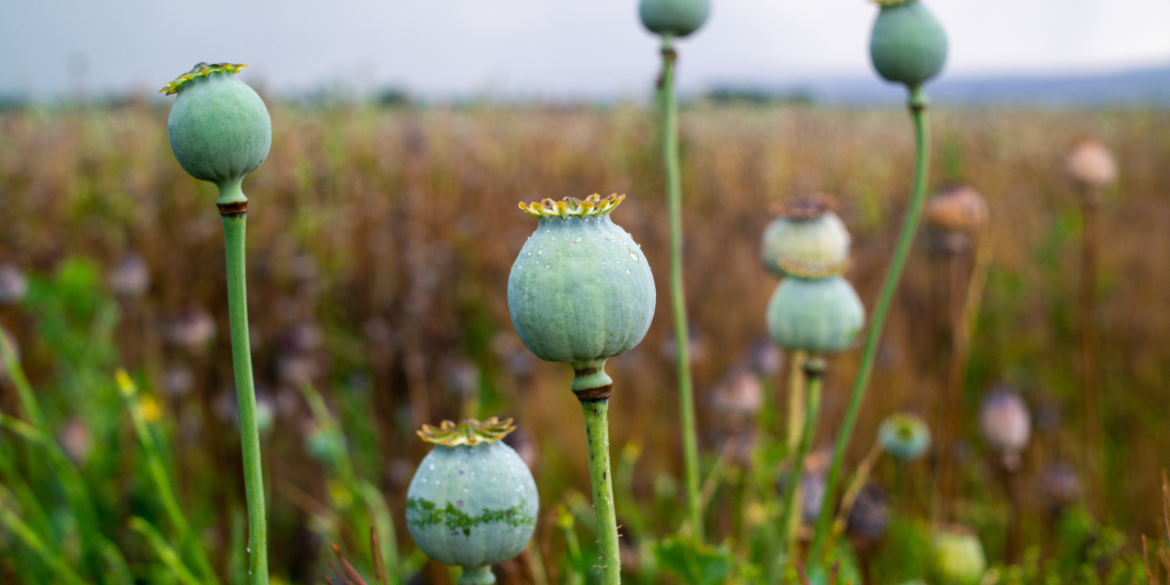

{"left": 639, "top": 0, "right": 711, "bottom": 38}
{"left": 931, "top": 527, "right": 987, "bottom": 585}
{"left": 0, "top": 264, "right": 28, "bottom": 305}
{"left": 761, "top": 196, "right": 851, "bottom": 279}
{"left": 978, "top": 388, "right": 1031, "bottom": 461}
{"left": 878, "top": 412, "right": 932, "bottom": 461}
{"left": 163, "top": 63, "right": 271, "bottom": 200}
{"left": 407, "top": 418, "right": 538, "bottom": 585}
{"left": 870, "top": 0, "right": 949, "bottom": 89}
{"left": 767, "top": 276, "right": 865, "bottom": 355}
{"left": 1065, "top": 139, "right": 1117, "bottom": 191}
{"left": 507, "top": 195, "right": 655, "bottom": 397}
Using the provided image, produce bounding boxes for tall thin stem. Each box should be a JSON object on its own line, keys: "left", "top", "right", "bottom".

{"left": 809, "top": 87, "right": 932, "bottom": 563}
{"left": 1080, "top": 191, "right": 1103, "bottom": 517}
{"left": 770, "top": 358, "right": 825, "bottom": 584}
{"left": 578, "top": 392, "right": 621, "bottom": 584}
{"left": 658, "top": 33, "right": 703, "bottom": 542}
{"left": 219, "top": 181, "right": 269, "bottom": 585}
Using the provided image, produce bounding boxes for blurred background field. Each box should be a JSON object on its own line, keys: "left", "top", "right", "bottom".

{"left": 1, "top": 100, "right": 1168, "bottom": 582}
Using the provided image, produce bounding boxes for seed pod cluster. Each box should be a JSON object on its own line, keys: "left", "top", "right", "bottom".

{"left": 406, "top": 418, "right": 538, "bottom": 585}
{"left": 762, "top": 197, "right": 865, "bottom": 356}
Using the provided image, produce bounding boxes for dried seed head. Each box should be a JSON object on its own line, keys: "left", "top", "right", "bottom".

{"left": 925, "top": 184, "right": 989, "bottom": 233}
{"left": 978, "top": 388, "right": 1032, "bottom": 458}
{"left": 762, "top": 195, "right": 851, "bottom": 278}
{"left": 878, "top": 412, "right": 932, "bottom": 461}
{"left": 1066, "top": 139, "right": 1117, "bottom": 189}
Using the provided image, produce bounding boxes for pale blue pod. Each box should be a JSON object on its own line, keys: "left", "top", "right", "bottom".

{"left": 761, "top": 211, "right": 851, "bottom": 278}
{"left": 878, "top": 412, "right": 932, "bottom": 461}
{"left": 767, "top": 276, "right": 864, "bottom": 355}
{"left": 870, "top": 1, "right": 948, "bottom": 88}
{"left": 406, "top": 442, "right": 538, "bottom": 570}
{"left": 639, "top": 0, "right": 711, "bottom": 38}
{"left": 166, "top": 64, "right": 272, "bottom": 188}
{"left": 507, "top": 197, "right": 655, "bottom": 369}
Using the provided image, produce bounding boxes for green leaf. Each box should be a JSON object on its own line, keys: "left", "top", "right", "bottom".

{"left": 652, "top": 536, "right": 732, "bottom": 585}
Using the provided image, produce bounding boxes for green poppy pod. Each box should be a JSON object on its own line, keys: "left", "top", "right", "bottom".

{"left": 767, "top": 276, "right": 865, "bottom": 356}
{"left": 761, "top": 197, "right": 851, "bottom": 278}
{"left": 870, "top": 0, "right": 948, "bottom": 89}
{"left": 406, "top": 419, "right": 539, "bottom": 585}
{"left": 930, "top": 527, "right": 987, "bottom": 585}
{"left": 507, "top": 194, "right": 655, "bottom": 394}
{"left": 163, "top": 63, "right": 272, "bottom": 201}
{"left": 878, "top": 412, "right": 931, "bottom": 461}
{"left": 639, "top": 0, "right": 711, "bottom": 38}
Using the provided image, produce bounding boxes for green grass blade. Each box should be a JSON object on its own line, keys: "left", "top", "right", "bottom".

{"left": 0, "top": 487, "right": 88, "bottom": 585}
{"left": 130, "top": 517, "right": 203, "bottom": 585}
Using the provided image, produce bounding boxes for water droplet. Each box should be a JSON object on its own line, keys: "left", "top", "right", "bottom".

{"left": 550, "top": 236, "right": 557, "bottom": 241}
{"left": 630, "top": 253, "right": 638, "bottom": 261}
{"left": 574, "top": 237, "right": 583, "bottom": 243}
{"left": 538, "top": 250, "right": 542, "bottom": 255}
{"left": 430, "top": 464, "right": 435, "bottom": 470}
{"left": 546, "top": 265, "right": 551, "bottom": 269}
{"left": 627, "top": 270, "right": 631, "bottom": 274}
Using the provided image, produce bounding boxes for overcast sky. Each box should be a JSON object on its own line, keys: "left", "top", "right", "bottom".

{"left": 2, "top": 0, "right": 1169, "bottom": 99}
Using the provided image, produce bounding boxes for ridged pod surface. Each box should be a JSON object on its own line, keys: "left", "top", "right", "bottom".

{"left": 761, "top": 211, "right": 851, "bottom": 278}
{"left": 931, "top": 529, "right": 987, "bottom": 585}
{"left": 508, "top": 195, "right": 655, "bottom": 370}
{"left": 406, "top": 420, "right": 538, "bottom": 584}
{"left": 870, "top": 1, "right": 948, "bottom": 88}
{"left": 165, "top": 63, "right": 272, "bottom": 189}
{"left": 767, "top": 276, "right": 864, "bottom": 355}
{"left": 639, "top": 0, "right": 711, "bottom": 38}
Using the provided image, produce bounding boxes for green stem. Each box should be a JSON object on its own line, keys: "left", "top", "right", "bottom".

{"left": 219, "top": 181, "right": 269, "bottom": 585}
{"left": 458, "top": 565, "right": 496, "bottom": 585}
{"left": 809, "top": 86, "right": 932, "bottom": 563}
{"left": 658, "top": 33, "right": 703, "bottom": 542}
{"left": 770, "top": 358, "right": 825, "bottom": 584}
{"left": 578, "top": 392, "right": 621, "bottom": 584}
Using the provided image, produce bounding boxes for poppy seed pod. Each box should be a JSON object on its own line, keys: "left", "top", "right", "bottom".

{"left": 878, "top": 412, "right": 932, "bottom": 461}
{"left": 507, "top": 194, "right": 655, "bottom": 394}
{"left": 0, "top": 264, "right": 28, "bottom": 305}
{"left": 761, "top": 197, "right": 851, "bottom": 278}
{"left": 978, "top": 388, "right": 1031, "bottom": 456}
{"left": 931, "top": 527, "right": 987, "bottom": 585}
{"left": 870, "top": 0, "right": 948, "bottom": 89}
{"left": 1065, "top": 139, "right": 1117, "bottom": 189}
{"left": 406, "top": 419, "right": 538, "bottom": 585}
{"left": 639, "top": 0, "right": 711, "bottom": 38}
{"left": 164, "top": 63, "right": 272, "bottom": 202}
{"left": 767, "top": 276, "right": 865, "bottom": 355}
{"left": 925, "top": 184, "right": 989, "bottom": 234}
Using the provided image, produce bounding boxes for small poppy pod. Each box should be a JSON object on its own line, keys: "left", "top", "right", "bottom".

{"left": 507, "top": 195, "right": 655, "bottom": 390}
{"left": 870, "top": 0, "right": 949, "bottom": 89}
{"left": 761, "top": 197, "right": 851, "bottom": 278}
{"left": 163, "top": 63, "right": 272, "bottom": 195}
{"left": 1065, "top": 139, "right": 1118, "bottom": 189}
{"left": 846, "top": 483, "right": 891, "bottom": 542}
{"left": 0, "top": 264, "right": 28, "bottom": 305}
{"left": 931, "top": 527, "right": 987, "bottom": 585}
{"left": 925, "top": 184, "right": 989, "bottom": 233}
{"left": 406, "top": 419, "right": 539, "bottom": 585}
{"left": 878, "top": 412, "right": 932, "bottom": 461}
{"left": 1039, "top": 462, "right": 1082, "bottom": 511}
{"left": 639, "top": 0, "right": 711, "bottom": 38}
{"left": 767, "top": 276, "right": 865, "bottom": 356}
{"left": 978, "top": 388, "right": 1031, "bottom": 455}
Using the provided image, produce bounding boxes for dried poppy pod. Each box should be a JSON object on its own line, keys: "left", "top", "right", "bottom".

{"left": 1039, "top": 462, "right": 1082, "bottom": 512}
{"left": 710, "top": 367, "right": 763, "bottom": 419}
{"left": 406, "top": 418, "right": 538, "bottom": 585}
{"left": 1066, "top": 139, "right": 1117, "bottom": 191}
{"left": 508, "top": 194, "right": 655, "bottom": 393}
{"left": 925, "top": 184, "right": 988, "bottom": 234}
{"left": 761, "top": 196, "right": 851, "bottom": 279}
{"left": 108, "top": 253, "right": 152, "bottom": 299}
{"left": 930, "top": 526, "right": 987, "bottom": 585}
{"left": 0, "top": 264, "right": 28, "bottom": 305}
{"left": 767, "top": 276, "right": 865, "bottom": 356}
{"left": 870, "top": 0, "right": 949, "bottom": 90}
{"left": 978, "top": 388, "right": 1031, "bottom": 468}
{"left": 639, "top": 0, "right": 711, "bottom": 38}
{"left": 878, "top": 412, "right": 932, "bottom": 461}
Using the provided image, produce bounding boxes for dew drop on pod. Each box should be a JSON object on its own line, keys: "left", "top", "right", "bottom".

{"left": 761, "top": 196, "right": 851, "bottom": 279}
{"left": 638, "top": 0, "right": 711, "bottom": 38}
{"left": 507, "top": 193, "right": 654, "bottom": 583}
{"left": 930, "top": 527, "right": 987, "bottom": 585}
{"left": 406, "top": 418, "right": 538, "bottom": 585}
{"left": 878, "top": 412, "right": 931, "bottom": 461}
{"left": 870, "top": 0, "right": 949, "bottom": 90}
